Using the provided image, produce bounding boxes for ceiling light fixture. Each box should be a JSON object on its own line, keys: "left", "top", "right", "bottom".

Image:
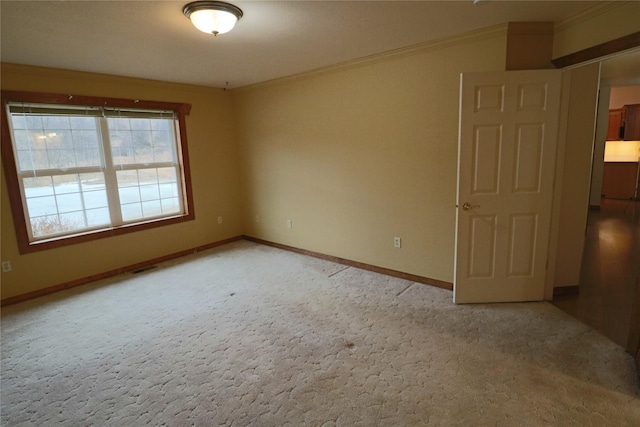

{"left": 183, "top": 1, "right": 243, "bottom": 36}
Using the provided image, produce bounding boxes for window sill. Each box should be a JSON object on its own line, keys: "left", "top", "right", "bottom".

{"left": 21, "top": 213, "right": 195, "bottom": 254}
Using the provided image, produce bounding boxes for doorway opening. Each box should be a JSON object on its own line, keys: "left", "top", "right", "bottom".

{"left": 552, "top": 198, "right": 640, "bottom": 348}
{"left": 552, "top": 48, "right": 640, "bottom": 353}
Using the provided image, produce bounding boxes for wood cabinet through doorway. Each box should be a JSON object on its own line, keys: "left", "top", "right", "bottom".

{"left": 602, "top": 162, "right": 639, "bottom": 200}
{"left": 608, "top": 104, "right": 640, "bottom": 141}
{"left": 608, "top": 108, "right": 625, "bottom": 140}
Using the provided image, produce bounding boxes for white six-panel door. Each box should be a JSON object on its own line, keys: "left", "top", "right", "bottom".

{"left": 454, "top": 70, "right": 562, "bottom": 303}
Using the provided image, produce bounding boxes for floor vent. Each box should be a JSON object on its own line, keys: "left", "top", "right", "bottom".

{"left": 131, "top": 265, "right": 157, "bottom": 274}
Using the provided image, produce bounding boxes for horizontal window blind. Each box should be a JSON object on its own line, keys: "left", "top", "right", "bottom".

{"left": 8, "top": 103, "right": 175, "bottom": 119}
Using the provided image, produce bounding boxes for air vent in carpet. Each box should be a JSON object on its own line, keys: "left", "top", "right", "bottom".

{"left": 131, "top": 265, "right": 157, "bottom": 274}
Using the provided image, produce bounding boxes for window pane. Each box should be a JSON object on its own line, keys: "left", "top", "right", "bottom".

{"left": 109, "top": 117, "right": 176, "bottom": 166}
{"left": 72, "top": 130, "right": 99, "bottom": 149}
{"left": 140, "top": 184, "right": 160, "bottom": 202}
{"left": 80, "top": 172, "right": 106, "bottom": 189}
{"left": 80, "top": 173, "right": 110, "bottom": 227}
{"left": 119, "top": 186, "right": 141, "bottom": 204}
{"left": 76, "top": 149, "right": 101, "bottom": 167}
{"left": 48, "top": 149, "right": 77, "bottom": 169}
{"left": 141, "top": 200, "right": 162, "bottom": 217}
{"left": 159, "top": 182, "right": 178, "bottom": 198}
{"left": 30, "top": 215, "right": 63, "bottom": 238}
{"left": 134, "top": 147, "right": 153, "bottom": 163}
{"left": 131, "top": 119, "right": 151, "bottom": 131}
{"left": 28, "top": 131, "right": 47, "bottom": 150}
{"left": 26, "top": 115, "right": 43, "bottom": 129}
{"left": 29, "top": 150, "right": 50, "bottom": 170}
{"left": 30, "top": 213, "right": 85, "bottom": 238}
{"left": 52, "top": 175, "right": 80, "bottom": 194}
{"left": 112, "top": 147, "right": 134, "bottom": 165}
{"left": 17, "top": 150, "right": 35, "bottom": 171}
{"left": 151, "top": 119, "right": 171, "bottom": 131}
{"left": 10, "top": 114, "right": 27, "bottom": 129}
{"left": 69, "top": 116, "right": 97, "bottom": 130}
{"left": 161, "top": 197, "right": 180, "bottom": 214}
{"left": 56, "top": 193, "right": 82, "bottom": 214}
{"left": 132, "top": 130, "right": 152, "bottom": 147}
{"left": 117, "top": 170, "right": 139, "bottom": 187}
{"left": 59, "top": 211, "right": 85, "bottom": 228}
{"left": 45, "top": 130, "right": 74, "bottom": 149}
{"left": 116, "top": 168, "right": 183, "bottom": 222}
{"left": 12, "top": 130, "right": 30, "bottom": 150}
{"left": 153, "top": 146, "right": 173, "bottom": 162}
{"left": 26, "top": 195, "right": 57, "bottom": 218}
{"left": 121, "top": 203, "right": 143, "bottom": 222}
{"left": 43, "top": 115, "right": 70, "bottom": 129}
{"left": 109, "top": 117, "right": 131, "bottom": 131}
{"left": 151, "top": 130, "right": 171, "bottom": 146}
{"left": 86, "top": 208, "right": 110, "bottom": 227}
{"left": 9, "top": 113, "right": 102, "bottom": 172}
{"left": 23, "top": 176, "right": 54, "bottom": 195}
{"left": 83, "top": 190, "right": 108, "bottom": 209}
{"left": 158, "top": 166, "right": 178, "bottom": 183}
{"left": 83, "top": 189, "right": 107, "bottom": 207}
{"left": 23, "top": 173, "right": 110, "bottom": 239}
{"left": 158, "top": 167, "right": 179, "bottom": 198}
{"left": 138, "top": 169, "right": 157, "bottom": 182}
{"left": 110, "top": 130, "right": 133, "bottom": 147}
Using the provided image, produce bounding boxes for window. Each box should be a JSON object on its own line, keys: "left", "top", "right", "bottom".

{"left": 1, "top": 91, "right": 194, "bottom": 253}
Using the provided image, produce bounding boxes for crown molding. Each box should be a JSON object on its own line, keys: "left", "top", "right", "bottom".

{"left": 554, "top": 1, "right": 629, "bottom": 33}
{"left": 234, "top": 24, "right": 508, "bottom": 93}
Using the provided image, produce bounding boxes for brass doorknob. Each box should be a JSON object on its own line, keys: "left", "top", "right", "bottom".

{"left": 462, "top": 202, "right": 478, "bottom": 211}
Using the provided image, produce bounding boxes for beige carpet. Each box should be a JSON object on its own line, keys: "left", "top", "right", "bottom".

{"left": 2, "top": 240, "right": 639, "bottom": 425}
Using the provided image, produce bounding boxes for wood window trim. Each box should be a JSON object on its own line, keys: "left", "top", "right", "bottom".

{"left": 1, "top": 90, "right": 195, "bottom": 254}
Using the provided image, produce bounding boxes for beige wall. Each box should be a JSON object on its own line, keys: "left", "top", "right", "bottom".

{"left": 233, "top": 28, "right": 508, "bottom": 283}
{"left": 553, "top": 1, "right": 640, "bottom": 59}
{"left": 610, "top": 85, "right": 640, "bottom": 109}
{"left": 1, "top": 64, "right": 243, "bottom": 299}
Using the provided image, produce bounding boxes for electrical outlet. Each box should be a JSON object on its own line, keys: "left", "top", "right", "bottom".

{"left": 255, "top": 215, "right": 260, "bottom": 223}
{"left": 394, "top": 237, "right": 401, "bottom": 248}
{"left": 1, "top": 261, "right": 12, "bottom": 272}
{"left": 287, "top": 219, "right": 292, "bottom": 229}
{"left": 217, "top": 216, "right": 223, "bottom": 224}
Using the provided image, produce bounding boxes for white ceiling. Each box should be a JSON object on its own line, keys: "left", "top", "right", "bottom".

{"left": 0, "top": 1, "right": 637, "bottom": 89}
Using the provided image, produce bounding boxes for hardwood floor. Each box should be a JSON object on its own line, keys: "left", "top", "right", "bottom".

{"left": 552, "top": 198, "right": 640, "bottom": 348}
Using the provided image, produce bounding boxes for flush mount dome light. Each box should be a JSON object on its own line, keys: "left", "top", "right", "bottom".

{"left": 183, "top": 1, "right": 243, "bottom": 35}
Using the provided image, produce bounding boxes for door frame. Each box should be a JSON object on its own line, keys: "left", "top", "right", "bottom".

{"left": 544, "top": 63, "right": 602, "bottom": 300}
{"left": 544, "top": 69, "right": 573, "bottom": 301}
